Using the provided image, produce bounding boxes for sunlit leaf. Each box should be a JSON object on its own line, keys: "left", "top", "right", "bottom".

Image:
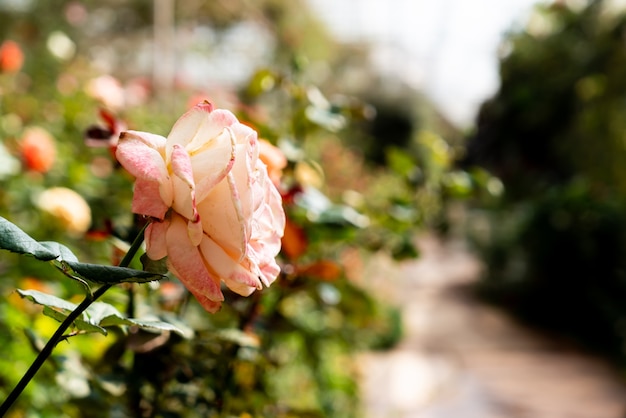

{"left": 42, "top": 306, "right": 106, "bottom": 335}
{"left": 18, "top": 289, "right": 108, "bottom": 335}
{"left": 125, "top": 317, "right": 187, "bottom": 336}
{"left": 17, "top": 289, "right": 77, "bottom": 312}
{"left": 17, "top": 289, "right": 185, "bottom": 336}
{"left": 0, "top": 217, "right": 59, "bottom": 261}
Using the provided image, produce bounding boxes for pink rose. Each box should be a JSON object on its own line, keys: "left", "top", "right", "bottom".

{"left": 116, "top": 102, "right": 285, "bottom": 313}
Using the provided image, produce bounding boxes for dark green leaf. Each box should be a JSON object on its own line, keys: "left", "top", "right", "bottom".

{"left": 140, "top": 253, "right": 169, "bottom": 274}
{"left": 63, "top": 261, "right": 165, "bottom": 284}
{"left": 0, "top": 217, "right": 59, "bottom": 261}
{"left": 39, "top": 241, "right": 79, "bottom": 262}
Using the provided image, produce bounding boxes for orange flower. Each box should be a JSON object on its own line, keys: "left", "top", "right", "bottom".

{"left": 19, "top": 127, "right": 57, "bottom": 173}
{"left": 298, "top": 260, "right": 342, "bottom": 281}
{"left": 258, "top": 139, "right": 287, "bottom": 186}
{"left": 281, "top": 217, "right": 308, "bottom": 260}
{"left": 0, "top": 40, "right": 24, "bottom": 73}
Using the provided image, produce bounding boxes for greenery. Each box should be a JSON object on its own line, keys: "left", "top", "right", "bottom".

{"left": 462, "top": 0, "right": 626, "bottom": 365}
{"left": 0, "top": 1, "right": 463, "bottom": 416}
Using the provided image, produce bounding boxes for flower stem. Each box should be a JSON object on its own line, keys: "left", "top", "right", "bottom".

{"left": 0, "top": 224, "right": 147, "bottom": 416}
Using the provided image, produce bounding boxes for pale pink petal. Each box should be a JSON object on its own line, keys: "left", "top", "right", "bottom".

{"left": 225, "top": 119, "right": 257, "bottom": 146}
{"left": 265, "top": 177, "right": 286, "bottom": 239}
{"left": 185, "top": 288, "right": 223, "bottom": 313}
{"left": 166, "top": 102, "right": 215, "bottom": 151}
{"left": 171, "top": 144, "right": 195, "bottom": 187}
{"left": 191, "top": 128, "right": 236, "bottom": 203}
{"left": 132, "top": 179, "right": 170, "bottom": 219}
{"left": 198, "top": 143, "right": 255, "bottom": 255}
{"left": 120, "top": 130, "right": 167, "bottom": 150}
{"left": 170, "top": 145, "right": 197, "bottom": 220}
{"left": 208, "top": 109, "right": 240, "bottom": 128}
{"left": 167, "top": 262, "right": 223, "bottom": 313}
{"left": 187, "top": 109, "right": 240, "bottom": 152}
{"left": 198, "top": 180, "right": 246, "bottom": 258}
{"left": 165, "top": 214, "right": 224, "bottom": 303}
{"left": 258, "top": 258, "right": 281, "bottom": 287}
{"left": 187, "top": 218, "right": 203, "bottom": 247}
{"left": 166, "top": 104, "right": 242, "bottom": 159}
{"left": 116, "top": 131, "right": 168, "bottom": 182}
{"left": 158, "top": 178, "right": 174, "bottom": 208}
{"left": 199, "top": 235, "right": 261, "bottom": 295}
{"left": 171, "top": 175, "right": 195, "bottom": 220}
{"left": 145, "top": 220, "right": 169, "bottom": 260}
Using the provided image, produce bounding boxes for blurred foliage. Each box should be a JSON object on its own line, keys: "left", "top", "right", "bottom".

{"left": 0, "top": 0, "right": 469, "bottom": 416}
{"left": 461, "top": 0, "right": 626, "bottom": 365}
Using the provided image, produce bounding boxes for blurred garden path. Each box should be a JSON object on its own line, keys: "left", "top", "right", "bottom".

{"left": 358, "top": 234, "right": 626, "bottom": 418}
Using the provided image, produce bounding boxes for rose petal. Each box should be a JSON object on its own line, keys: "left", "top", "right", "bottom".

{"left": 145, "top": 220, "right": 169, "bottom": 260}
{"left": 116, "top": 131, "right": 168, "bottom": 182}
{"left": 170, "top": 145, "right": 197, "bottom": 220}
{"left": 187, "top": 217, "right": 203, "bottom": 247}
{"left": 171, "top": 175, "right": 194, "bottom": 220}
{"left": 167, "top": 262, "right": 223, "bottom": 313}
{"left": 192, "top": 128, "right": 236, "bottom": 203}
{"left": 166, "top": 102, "right": 214, "bottom": 151}
{"left": 199, "top": 235, "right": 261, "bottom": 296}
{"left": 166, "top": 105, "right": 241, "bottom": 159}
{"left": 171, "top": 145, "right": 194, "bottom": 185}
{"left": 132, "top": 179, "right": 170, "bottom": 219}
{"left": 165, "top": 214, "right": 223, "bottom": 302}
{"left": 198, "top": 180, "right": 246, "bottom": 258}
{"left": 188, "top": 291, "right": 223, "bottom": 313}
{"left": 198, "top": 143, "right": 256, "bottom": 255}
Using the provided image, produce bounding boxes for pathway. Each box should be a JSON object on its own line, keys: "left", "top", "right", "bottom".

{"left": 358, "top": 234, "right": 626, "bottom": 418}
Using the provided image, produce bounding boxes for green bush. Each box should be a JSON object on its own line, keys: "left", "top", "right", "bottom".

{"left": 463, "top": 0, "right": 626, "bottom": 364}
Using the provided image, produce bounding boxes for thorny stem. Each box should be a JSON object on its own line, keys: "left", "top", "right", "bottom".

{"left": 0, "top": 223, "right": 148, "bottom": 416}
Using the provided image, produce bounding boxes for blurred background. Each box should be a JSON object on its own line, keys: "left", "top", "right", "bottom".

{"left": 3, "top": 0, "right": 626, "bottom": 416}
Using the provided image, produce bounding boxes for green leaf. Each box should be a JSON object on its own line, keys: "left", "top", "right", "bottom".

{"left": 18, "top": 289, "right": 186, "bottom": 336}
{"left": 140, "top": 253, "right": 169, "bottom": 274}
{"left": 0, "top": 217, "right": 59, "bottom": 261}
{"left": 39, "top": 241, "right": 79, "bottom": 262}
{"left": 84, "top": 302, "right": 126, "bottom": 327}
{"left": 17, "top": 289, "right": 78, "bottom": 312}
{"left": 17, "top": 289, "right": 108, "bottom": 335}
{"left": 125, "top": 317, "right": 187, "bottom": 336}
{"left": 158, "top": 312, "right": 195, "bottom": 339}
{"left": 63, "top": 261, "right": 165, "bottom": 284}
{"left": 43, "top": 306, "right": 106, "bottom": 335}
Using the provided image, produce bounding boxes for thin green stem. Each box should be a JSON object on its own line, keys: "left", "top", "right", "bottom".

{"left": 0, "top": 223, "right": 148, "bottom": 416}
